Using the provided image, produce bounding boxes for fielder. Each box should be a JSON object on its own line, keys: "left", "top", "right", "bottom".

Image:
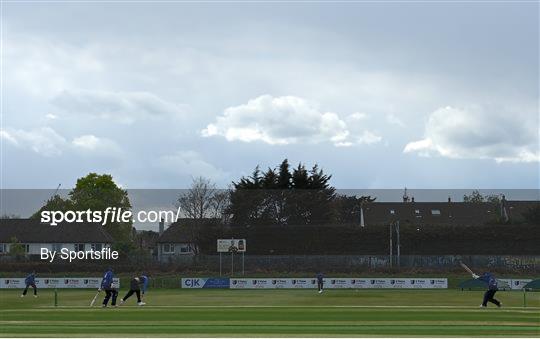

{"left": 473, "top": 272, "right": 502, "bottom": 308}
{"left": 99, "top": 267, "right": 118, "bottom": 307}
{"left": 120, "top": 276, "right": 146, "bottom": 306}
{"left": 316, "top": 272, "right": 324, "bottom": 293}
{"left": 21, "top": 271, "right": 37, "bottom": 298}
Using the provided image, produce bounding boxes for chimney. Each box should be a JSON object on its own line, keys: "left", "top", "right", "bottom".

{"left": 159, "top": 218, "right": 164, "bottom": 235}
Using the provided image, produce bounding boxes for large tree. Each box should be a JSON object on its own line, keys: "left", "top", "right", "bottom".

{"left": 175, "top": 177, "right": 229, "bottom": 253}
{"left": 229, "top": 159, "right": 336, "bottom": 226}
{"left": 33, "top": 173, "right": 133, "bottom": 242}
{"left": 176, "top": 177, "right": 227, "bottom": 220}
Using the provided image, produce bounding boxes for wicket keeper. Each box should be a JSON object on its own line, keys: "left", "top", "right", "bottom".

{"left": 99, "top": 267, "right": 118, "bottom": 307}
{"left": 473, "top": 272, "right": 502, "bottom": 308}
{"left": 21, "top": 271, "right": 37, "bottom": 298}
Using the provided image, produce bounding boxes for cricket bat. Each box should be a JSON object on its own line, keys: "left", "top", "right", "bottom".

{"left": 90, "top": 290, "right": 100, "bottom": 307}
{"left": 459, "top": 261, "right": 476, "bottom": 276}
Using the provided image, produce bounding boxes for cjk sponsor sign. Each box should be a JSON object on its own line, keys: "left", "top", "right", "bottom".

{"left": 181, "top": 278, "right": 230, "bottom": 289}
{"left": 0, "top": 278, "right": 120, "bottom": 288}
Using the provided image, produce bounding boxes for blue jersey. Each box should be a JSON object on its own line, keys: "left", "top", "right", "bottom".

{"left": 101, "top": 270, "right": 113, "bottom": 289}
{"left": 316, "top": 273, "right": 324, "bottom": 283}
{"left": 140, "top": 275, "right": 149, "bottom": 292}
{"left": 477, "top": 272, "right": 498, "bottom": 290}
{"left": 25, "top": 273, "right": 35, "bottom": 285}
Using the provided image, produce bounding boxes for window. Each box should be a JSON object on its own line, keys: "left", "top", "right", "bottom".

{"left": 163, "top": 244, "right": 175, "bottom": 254}
{"left": 52, "top": 243, "right": 63, "bottom": 252}
{"left": 431, "top": 209, "right": 441, "bottom": 216}
{"left": 415, "top": 209, "right": 420, "bottom": 214}
{"left": 180, "top": 245, "right": 191, "bottom": 253}
{"left": 0, "top": 244, "right": 6, "bottom": 253}
{"left": 23, "top": 244, "right": 30, "bottom": 253}
{"left": 91, "top": 243, "right": 103, "bottom": 251}
{"left": 74, "top": 244, "right": 85, "bottom": 251}
{"left": 390, "top": 209, "right": 395, "bottom": 215}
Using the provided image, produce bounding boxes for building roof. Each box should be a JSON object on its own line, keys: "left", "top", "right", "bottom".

{"left": 0, "top": 219, "right": 114, "bottom": 243}
{"left": 362, "top": 201, "right": 538, "bottom": 226}
{"left": 156, "top": 219, "right": 216, "bottom": 243}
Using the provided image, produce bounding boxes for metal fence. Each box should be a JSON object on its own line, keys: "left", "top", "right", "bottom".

{"left": 162, "top": 254, "right": 540, "bottom": 273}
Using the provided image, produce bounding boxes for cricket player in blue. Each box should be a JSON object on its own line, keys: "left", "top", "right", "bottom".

{"left": 99, "top": 268, "right": 118, "bottom": 307}
{"left": 473, "top": 272, "right": 501, "bottom": 308}
{"left": 140, "top": 275, "right": 149, "bottom": 301}
{"left": 21, "top": 271, "right": 37, "bottom": 297}
{"left": 316, "top": 272, "right": 324, "bottom": 293}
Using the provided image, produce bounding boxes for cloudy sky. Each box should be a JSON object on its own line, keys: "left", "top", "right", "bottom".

{"left": 1, "top": 2, "right": 539, "bottom": 189}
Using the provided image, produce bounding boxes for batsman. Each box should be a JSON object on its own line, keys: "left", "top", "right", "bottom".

{"left": 460, "top": 262, "right": 501, "bottom": 308}
{"left": 99, "top": 267, "right": 118, "bottom": 307}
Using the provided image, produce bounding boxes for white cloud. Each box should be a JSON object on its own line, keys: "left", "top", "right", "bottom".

{"left": 403, "top": 106, "right": 539, "bottom": 163}
{"left": 51, "top": 89, "right": 185, "bottom": 124}
{"left": 5, "top": 35, "right": 103, "bottom": 97}
{"left": 45, "top": 113, "right": 58, "bottom": 120}
{"left": 156, "top": 151, "right": 226, "bottom": 180}
{"left": 386, "top": 113, "right": 406, "bottom": 127}
{"left": 1, "top": 127, "right": 122, "bottom": 157}
{"left": 71, "top": 134, "right": 121, "bottom": 153}
{"left": 347, "top": 112, "right": 369, "bottom": 121}
{"left": 202, "top": 95, "right": 380, "bottom": 147}
{"left": 0, "top": 127, "right": 66, "bottom": 157}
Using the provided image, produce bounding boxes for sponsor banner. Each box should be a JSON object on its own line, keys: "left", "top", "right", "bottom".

{"left": 227, "top": 278, "right": 448, "bottom": 289}
{"left": 217, "top": 239, "right": 246, "bottom": 252}
{"left": 366, "top": 278, "right": 392, "bottom": 288}
{"left": 327, "top": 278, "right": 352, "bottom": 288}
{"left": 498, "top": 279, "right": 512, "bottom": 290}
{"left": 510, "top": 279, "right": 532, "bottom": 290}
{"left": 270, "top": 279, "right": 293, "bottom": 288}
{"left": 229, "top": 278, "right": 250, "bottom": 288}
{"left": 181, "top": 278, "right": 230, "bottom": 289}
{"left": 0, "top": 278, "right": 119, "bottom": 289}
{"left": 1, "top": 278, "right": 25, "bottom": 288}
{"left": 290, "top": 278, "right": 317, "bottom": 288}
{"left": 230, "top": 278, "right": 274, "bottom": 289}
{"left": 350, "top": 279, "right": 372, "bottom": 288}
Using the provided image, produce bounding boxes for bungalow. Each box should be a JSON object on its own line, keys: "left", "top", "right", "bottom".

{"left": 0, "top": 219, "right": 113, "bottom": 255}
{"left": 156, "top": 220, "right": 199, "bottom": 262}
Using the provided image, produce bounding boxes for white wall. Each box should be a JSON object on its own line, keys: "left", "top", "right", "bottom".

{"left": 0, "top": 243, "right": 111, "bottom": 255}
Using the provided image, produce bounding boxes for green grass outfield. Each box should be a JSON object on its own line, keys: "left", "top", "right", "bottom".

{"left": 1, "top": 289, "right": 539, "bottom": 337}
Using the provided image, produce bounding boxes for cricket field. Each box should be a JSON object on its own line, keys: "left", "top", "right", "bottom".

{"left": 1, "top": 289, "right": 539, "bottom": 337}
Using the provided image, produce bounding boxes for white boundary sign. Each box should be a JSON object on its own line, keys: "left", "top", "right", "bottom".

{"left": 227, "top": 278, "right": 448, "bottom": 289}
{"left": 0, "top": 277, "right": 120, "bottom": 289}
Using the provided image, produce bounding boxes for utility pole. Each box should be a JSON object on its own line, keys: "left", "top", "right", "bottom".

{"left": 396, "top": 220, "right": 400, "bottom": 267}
{"left": 389, "top": 223, "right": 393, "bottom": 267}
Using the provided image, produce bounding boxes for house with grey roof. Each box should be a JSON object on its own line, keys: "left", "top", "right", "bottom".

{"left": 0, "top": 219, "right": 114, "bottom": 256}
{"left": 156, "top": 220, "right": 200, "bottom": 262}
